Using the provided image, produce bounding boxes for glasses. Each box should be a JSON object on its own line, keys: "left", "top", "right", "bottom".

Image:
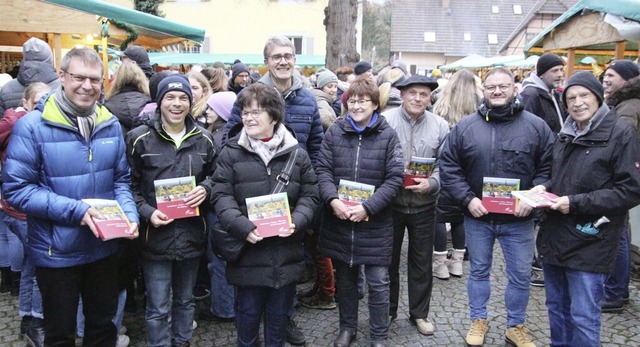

{"left": 347, "top": 99, "right": 371, "bottom": 107}
{"left": 241, "top": 109, "right": 264, "bottom": 119}
{"left": 63, "top": 70, "right": 103, "bottom": 86}
{"left": 268, "top": 53, "right": 295, "bottom": 62}
{"left": 484, "top": 84, "right": 512, "bottom": 93}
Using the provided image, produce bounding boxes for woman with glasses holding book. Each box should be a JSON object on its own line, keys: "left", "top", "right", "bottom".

{"left": 316, "top": 78, "right": 404, "bottom": 347}
{"left": 211, "top": 83, "right": 319, "bottom": 347}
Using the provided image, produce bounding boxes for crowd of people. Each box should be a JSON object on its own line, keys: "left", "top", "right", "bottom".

{"left": 0, "top": 34, "right": 638, "bottom": 347}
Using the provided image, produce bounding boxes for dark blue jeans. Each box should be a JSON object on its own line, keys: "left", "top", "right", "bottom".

{"left": 235, "top": 284, "right": 295, "bottom": 347}
{"left": 543, "top": 263, "right": 606, "bottom": 347}
{"left": 604, "top": 222, "right": 630, "bottom": 302}
{"left": 36, "top": 254, "right": 119, "bottom": 347}
{"left": 334, "top": 260, "right": 390, "bottom": 343}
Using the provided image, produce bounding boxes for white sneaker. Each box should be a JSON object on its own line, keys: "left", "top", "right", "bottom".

{"left": 192, "top": 320, "right": 198, "bottom": 330}
{"left": 415, "top": 318, "right": 434, "bottom": 335}
{"left": 116, "top": 334, "right": 130, "bottom": 347}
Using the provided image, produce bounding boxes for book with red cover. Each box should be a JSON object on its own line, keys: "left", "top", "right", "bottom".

{"left": 481, "top": 177, "right": 520, "bottom": 214}
{"left": 82, "top": 199, "right": 134, "bottom": 241}
{"left": 154, "top": 176, "right": 200, "bottom": 220}
{"left": 246, "top": 192, "right": 292, "bottom": 238}
{"left": 511, "top": 190, "right": 560, "bottom": 208}
{"left": 403, "top": 157, "right": 436, "bottom": 187}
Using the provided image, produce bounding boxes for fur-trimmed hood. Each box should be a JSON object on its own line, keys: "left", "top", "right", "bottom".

{"left": 607, "top": 76, "right": 640, "bottom": 107}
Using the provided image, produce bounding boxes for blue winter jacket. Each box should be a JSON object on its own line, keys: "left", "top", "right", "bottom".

{"left": 2, "top": 94, "right": 139, "bottom": 268}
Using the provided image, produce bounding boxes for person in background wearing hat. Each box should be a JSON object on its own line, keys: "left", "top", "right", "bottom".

{"left": 520, "top": 53, "right": 567, "bottom": 134}
{"left": 121, "top": 45, "right": 155, "bottom": 80}
{"left": 354, "top": 61, "right": 376, "bottom": 83}
{"left": 2, "top": 47, "right": 139, "bottom": 346}
{"left": 382, "top": 75, "right": 449, "bottom": 337}
{"left": 312, "top": 69, "right": 340, "bottom": 131}
{"left": 391, "top": 59, "right": 409, "bottom": 77}
{"left": 228, "top": 63, "right": 251, "bottom": 94}
{"left": 599, "top": 60, "right": 640, "bottom": 314}
{"left": 126, "top": 74, "right": 217, "bottom": 347}
{"left": 0, "top": 37, "right": 61, "bottom": 116}
{"left": 440, "top": 67, "right": 554, "bottom": 347}
{"left": 533, "top": 71, "right": 640, "bottom": 347}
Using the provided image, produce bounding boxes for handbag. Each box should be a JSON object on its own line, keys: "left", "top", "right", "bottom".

{"left": 211, "top": 148, "right": 299, "bottom": 262}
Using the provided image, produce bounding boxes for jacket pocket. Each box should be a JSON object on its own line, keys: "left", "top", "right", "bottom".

{"left": 502, "top": 141, "right": 533, "bottom": 175}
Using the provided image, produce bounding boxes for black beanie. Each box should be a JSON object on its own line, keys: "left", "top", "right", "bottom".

{"left": 536, "top": 54, "right": 564, "bottom": 76}
{"left": 156, "top": 74, "right": 193, "bottom": 107}
{"left": 354, "top": 61, "right": 372, "bottom": 76}
{"left": 231, "top": 63, "right": 250, "bottom": 80}
{"left": 562, "top": 71, "right": 604, "bottom": 107}
{"left": 607, "top": 60, "right": 640, "bottom": 81}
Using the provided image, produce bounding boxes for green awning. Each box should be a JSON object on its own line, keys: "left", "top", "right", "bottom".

{"left": 148, "top": 53, "right": 327, "bottom": 67}
{"left": 42, "top": 0, "right": 205, "bottom": 43}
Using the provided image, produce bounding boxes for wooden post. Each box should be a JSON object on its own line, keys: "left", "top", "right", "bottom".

{"left": 54, "top": 34, "right": 62, "bottom": 72}
{"left": 615, "top": 41, "right": 626, "bottom": 60}
{"left": 102, "top": 36, "right": 110, "bottom": 93}
{"left": 567, "top": 49, "right": 575, "bottom": 77}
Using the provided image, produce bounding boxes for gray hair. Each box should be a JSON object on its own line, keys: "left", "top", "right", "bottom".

{"left": 263, "top": 35, "right": 295, "bottom": 60}
{"left": 60, "top": 47, "right": 103, "bottom": 74}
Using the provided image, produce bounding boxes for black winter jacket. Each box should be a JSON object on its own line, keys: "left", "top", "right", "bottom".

{"left": 316, "top": 114, "right": 404, "bottom": 266}
{"left": 520, "top": 75, "right": 567, "bottom": 134}
{"left": 439, "top": 100, "right": 554, "bottom": 224}
{"left": 537, "top": 105, "right": 640, "bottom": 273}
{"left": 104, "top": 89, "right": 151, "bottom": 134}
{"left": 126, "top": 113, "right": 216, "bottom": 261}
{"left": 0, "top": 61, "right": 60, "bottom": 115}
{"left": 211, "top": 124, "right": 319, "bottom": 288}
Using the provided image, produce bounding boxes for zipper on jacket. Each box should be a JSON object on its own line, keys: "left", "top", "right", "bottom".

{"left": 48, "top": 246, "right": 52, "bottom": 256}
{"left": 350, "top": 135, "right": 363, "bottom": 267}
{"left": 349, "top": 224, "right": 355, "bottom": 267}
{"left": 88, "top": 147, "right": 93, "bottom": 162}
{"left": 489, "top": 125, "right": 496, "bottom": 175}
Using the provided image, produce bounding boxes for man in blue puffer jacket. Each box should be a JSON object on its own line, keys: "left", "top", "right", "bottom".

{"left": 2, "top": 47, "right": 139, "bottom": 347}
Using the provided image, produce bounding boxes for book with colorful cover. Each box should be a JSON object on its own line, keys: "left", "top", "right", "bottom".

{"left": 338, "top": 179, "right": 376, "bottom": 207}
{"left": 82, "top": 199, "right": 134, "bottom": 241}
{"left": 154, "top": 176, "right": 200, "bottom": 220}
{"left": 481, "top": 177, "right": 520, "bottom": 214}
{"left": 511, "top": 190, "right": 559, "bottom": 208}
{"left": 403, "top": 157, "right": 436, "bottom": 187}
{"left": 246, "top": 192, "right": 292, "bottom": 238}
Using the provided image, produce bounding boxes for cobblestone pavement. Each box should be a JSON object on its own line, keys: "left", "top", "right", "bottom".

{"left": 0, "top": 242, "right": 638, "bottom": 346}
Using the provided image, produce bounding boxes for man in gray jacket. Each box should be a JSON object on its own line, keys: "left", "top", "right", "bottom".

{"left": 382, "top": 75, "right": 449, "bottom": 337}
{"left": 0, "top": 38, "right": 60, "bottom": 115}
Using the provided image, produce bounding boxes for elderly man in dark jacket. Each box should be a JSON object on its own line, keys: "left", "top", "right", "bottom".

{"left": 126, "top": 74, "right": 216, "bottom": 347}
{"left": 0, "top": 38, "right": 60, "bottom": 115}
{"left": 440, "top": 67, "right": 554, "bottom": 347}
{"left": 535, "top": 71, "right": 640, "bottom": 347}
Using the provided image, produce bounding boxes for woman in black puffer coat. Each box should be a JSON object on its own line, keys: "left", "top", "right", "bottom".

{"left": 104, "top": 63, "right": 151, "bottom": 134}
{"left": 316, "top": 78, "right": 404, "bottom": 347}
{"left": 211, "top": 83, "right": 319, "bottom": 347}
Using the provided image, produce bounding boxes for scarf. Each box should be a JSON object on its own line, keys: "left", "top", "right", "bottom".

{"left": 53, "top": 87, "right": 97, "bottom": 142}
{"left": 347, "top": 112, "right": 379, "bottom": 133}
{"left": 242, "top": 124, "right": 286, "bottom": 165}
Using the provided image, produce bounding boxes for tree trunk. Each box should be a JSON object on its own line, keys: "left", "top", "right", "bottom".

{"left": 324, "top": 0, "right": 360, "bottom": 70}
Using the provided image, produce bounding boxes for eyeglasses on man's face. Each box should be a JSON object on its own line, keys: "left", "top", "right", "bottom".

{"left": 483, "top": 84, "right": 512, "bottom": 93}
{"left": 347, "top": 99, "right": 372, "bottom": 107}
{"left": 62, "top": 70, "right": 103, "bottom": 86}
{"left": 268, "top": 53, "right": 295, "bottom": 62}
{"left": 241, "top": 108, "right": 265, "bottom": 119}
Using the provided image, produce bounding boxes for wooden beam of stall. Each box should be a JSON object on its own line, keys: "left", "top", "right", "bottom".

{"left": 567, "top": 49, "right": 576, "bottom": 76}
{"left": 528, "top": 46, "right": 639, "bottom": 57}
{"left": 615, "top": 41, "right": 626, "bottom": 60}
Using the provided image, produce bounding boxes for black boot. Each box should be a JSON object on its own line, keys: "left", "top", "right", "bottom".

{"left": 20, "top": 315, "right": 33, "bottom": 336}
{"left": 25, "top": 317, "right": 45, "bottom": 347}
{"left": 0, "top": 267, "right": 10, "bottom": 293}
{"left": 10, "top": 271, "right": 21, "bottom": 296}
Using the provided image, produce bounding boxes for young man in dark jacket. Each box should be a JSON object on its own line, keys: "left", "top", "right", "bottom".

{"left": 440, "top": 67, "right": 554, "bottom": 347}
{"left": 126, "top": 74, "right": 216, "bottom": 347}
{"left": 535, "top": 72, "right": 640, "bottom": 347}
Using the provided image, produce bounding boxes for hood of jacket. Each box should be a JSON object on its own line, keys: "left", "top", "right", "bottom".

{"left": 607, "top": 76, "right": 640, "bottom": 107}
{"left": 311, "top": 88, "right": 334, "bottom": 104}
{"left": 476, "top": 96, "right": 524, "bottom": 123}
{"left": 559, "top": 103, "right": 611, "bottom": 141}
{"left": 259, "top": 72, "right": 303, "bottom": 98}
{"left": 521, "top": 73, "right": 549, "bottom": 92}
{"left": 17, "top": 61, "right": 59, "bottom": 86}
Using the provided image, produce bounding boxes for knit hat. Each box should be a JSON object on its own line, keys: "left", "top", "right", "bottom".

{"left": 250, "top": 71, "right": 261, "bottom": 83}
{"left": 354, "top": 61, "right": 372, "bottom": 76}
{"left": 391, "top": 60, "right": 408, "bottom": 75}
{"left": 395, "top": 74, "right": 438, "bottom": 91}
{"left": 156, "top": 74, "right": 192, "bottom": 107}
{"left": 536, "top": 54, "right": 564, "bottom": 76}
{"left": 316, "top": 70, "right": 338, "bottom": 89}
{"left": 212, "top": 61, "right": 226, "bottom": 69}
{"left": 231, "top": 63, "right": 250, "bottom": 80}
{"left": 23, "top": 38, "right": 53, "bottom": 65}
{"left": 562, "top": 71, "right": 604, "bottom": 107}
{"left": 206, "top": 91, "right": 236, "bottom": 121}
{"left": 607, "top": 60, "right": 640, "bottom": 81}
{"left": 122, "top": 45, "right": 150, "bottom": 65}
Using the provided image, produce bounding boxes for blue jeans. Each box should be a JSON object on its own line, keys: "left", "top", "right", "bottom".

{"left": 0, "top": 211, "right": 22, "bottom": 270}
{"left": 3, "top": 215, "right": 42, "bottom": 318}
{"left": 464, "top": 217, "right": 534, "bottom": 326}
{"left": 207, "top": 226, "right": 235, "bottom": 318}
{"left": 604, "top": 222, "right": 630, "bottom": 302}
{"left": 543, "top": 263, "right": 606, "bottom": 347}
{"left": 334, "top": 260, "right": 390, "bottom": 342}
{"left": 235, "top": 284, "right": 295, "bottom": 347}
{"left": 142, "top": 257, "right": 199, "bottom": 347}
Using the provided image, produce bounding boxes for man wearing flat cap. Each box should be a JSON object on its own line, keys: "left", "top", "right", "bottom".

{"left": 121, "top": 45, "right": 155, "bottom": 79}
{"left": 354, "top": 61, "right": 375, "bottom": 83}
{"left": 534, "top": 71, "right": 640, "bottom": 347}
{"left": 382, "top": 75, "right": 449, "bottom": 337}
